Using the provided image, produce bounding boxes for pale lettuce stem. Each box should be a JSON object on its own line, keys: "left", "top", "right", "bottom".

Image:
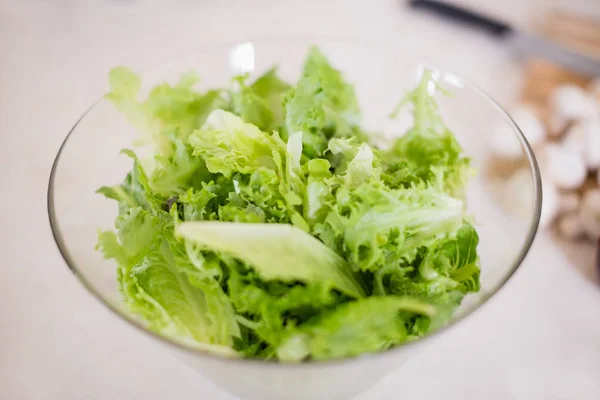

{"left": 414, "top": 69, "right": 432, "bottom": 134}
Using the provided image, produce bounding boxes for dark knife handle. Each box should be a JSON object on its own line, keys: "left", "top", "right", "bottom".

{"left": 409, "top": 0, "right": 513, "bottom": 37}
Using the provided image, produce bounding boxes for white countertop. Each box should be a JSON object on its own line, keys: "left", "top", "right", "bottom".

{"left": 1, "top": 1, "right": 599, "bottom": 399}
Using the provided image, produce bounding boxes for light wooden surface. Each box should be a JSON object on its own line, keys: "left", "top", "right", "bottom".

{"left": 519, "top": 11, "right": 600, "bottom": 281}
{"left": 522, "top": 11, "right": 600, "bottom": 104}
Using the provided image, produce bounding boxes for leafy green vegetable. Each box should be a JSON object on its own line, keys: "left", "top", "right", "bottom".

{"left": 230, "top": 67, "right": 291, "bottom": 132}
{"left": 106, "top": 67, "right": 227, "bottom": 152}
{"left": 176, "top": 221, "right": 366, "bottom": 298}
{"left": 97, "top": 208, "right": 240, "bottom": 353}
{"left": 97, "top": 149, "right": 164, "bottom": 213}
{"left": 277, "top": 296, "right": 436, "bottom": 361}
{"left": 383, "top": 70, "right": 471, "bottom": 198}
{"left": 97, "top": 47, "right": 481, "bottom": 361}
{"left": 283, "top": 46, "right": 365, "bottom": 158}
{"left": 189, "top": 109, "right": 282, "bottom": 177}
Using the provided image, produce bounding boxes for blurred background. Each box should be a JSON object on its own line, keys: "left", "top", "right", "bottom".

{"left": 1, "top": 0, "right": 599, "bottom": 399}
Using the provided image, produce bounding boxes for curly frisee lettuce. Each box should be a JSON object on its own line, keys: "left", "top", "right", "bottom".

{"left": 96, "top": 47, "right": 480, "bottom": 361}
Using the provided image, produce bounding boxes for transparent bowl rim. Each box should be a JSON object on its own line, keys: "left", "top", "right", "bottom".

{"left": 47, "top": 37, "right": 542, "bottom": 369}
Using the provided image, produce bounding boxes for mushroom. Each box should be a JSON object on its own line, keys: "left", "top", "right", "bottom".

{"left": 502, "top": 168, "right": 531, "bottom": 210}
{"left": 582, "top": 117, "right": 600, "bottom": 170}
{"left": 488, "top": 104, "right": 545, "bottom": 159}
{"left": 548, "top": 84, "right": 598, "bottom": 136}
{"left": 540, "top": 176, "right": 560, "bottom": 229}
{"left": 587, "top": 77, "right": 600, "bottom": 104}
{"left": 488, "top": 120, "right": 525, "bottom": 160}
{"left": 510, "top": 104, "right": 546, "bottom": 147}
{"left": 543, "top": 143, "right": 587, "bottom": 190}
{"left": 557, "top": 191, "right": 580, "bottom": 215}
{"left": 579, "top": 188, "right": 600, "bottom": 239}
{"left": 557, "top": 211, "right": 587, "bottom": 240}
{"left": 502, "top": 167, "right": 558, "bottom": 228}
{"left": 563, "top": 117, "right": 600, "bottom": 171}
{"left": 500, "top": 152, "right": 586, "bottom": 232}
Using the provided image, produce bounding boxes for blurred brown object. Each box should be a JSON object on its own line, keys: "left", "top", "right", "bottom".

{"left": 521, "top": 11, "right": 600, "bottom": 284}
{"left": 521, "top": 59, "right": 590, "bottom": 106}
{"left": 544, "top": 11, "right": 600, "bottom": 59}
{"left": 485, "top": 155, "right": 525, "bottom": 179}
{"left": 521, "top": 11, "right": 600, "bottom": 108}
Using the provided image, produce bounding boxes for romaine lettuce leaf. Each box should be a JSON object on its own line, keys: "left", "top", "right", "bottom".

{"left": 283, "top": 46, "right": 365, "bottom": 158}
{"left": 314, "top": 181, "right": 464, "bottom": 272}
{"left": 106, "top": 66, "right": 227, "bottom": 151}
{"left": 98, "top": 207, "right": 240, "bottom": 353}
{"left": 176, "top": 221, "right": 366, "bottom": 298}
{"left": 230, "top": 67, "right": 291, "bottom": 132}
{"left": 97, "top": 149, "right": 164, "bottom": 213}
{"left": 97, "top": 208, "right": 240, "bottom": 351}
{"left": 383, "top": 71, "right": 470, "bottom": 198}
{"left": 277, "top": 296, "right": 436, "bottom": 361}
{"left": 149, "top": 133, "right": 213, "bottom": 196}
{"left": 189, "top": 109, "right": 282, "bottom": 177}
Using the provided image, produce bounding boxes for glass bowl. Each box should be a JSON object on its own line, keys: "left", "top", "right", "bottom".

{"left": 48, "top": 39, "right": 541, "bottom": 400}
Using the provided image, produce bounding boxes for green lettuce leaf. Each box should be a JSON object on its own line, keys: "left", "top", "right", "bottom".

{"left": 383, "top": 71, "right": 470, "bottom": 197}
{"left": 148, "top": 133, "right": 212, "bottom": 196}
{"left": 230, "top": 67, "right": 291, "bottom": 132}
{"left": 176, "top": 221, "right": 366, "bottom": 298}
{"left": 283, "top": 46, "right": 364, "bottom": 158}
{"left": 316, "top": 182, "right": 464, "bottom": 272}
{"left": 226, "top": 264, "right": 345, "bottom": 356}
{"left": 419, "top": 222, "right": 481, "bottom": 293}
{"left": 189, "top": 109, "right": 283, "bottom": 177}
{"left": 277, "top": 296, "right": 436, "bottom": 361}
{"left": 97, "top": 207, "right": 240, "bottom": 353}
{"left": 97, "top": 149, "right": 164, "bottom": 213}
{"left": 106, "top": 67, "right": 227, "bottom": 151}
{"left": 303, "top": 158, "right": 335, "bottom": 225}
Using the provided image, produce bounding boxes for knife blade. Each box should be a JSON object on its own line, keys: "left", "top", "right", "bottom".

{"left": 408, "top": 0, "right": 600, "bottom": 77}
